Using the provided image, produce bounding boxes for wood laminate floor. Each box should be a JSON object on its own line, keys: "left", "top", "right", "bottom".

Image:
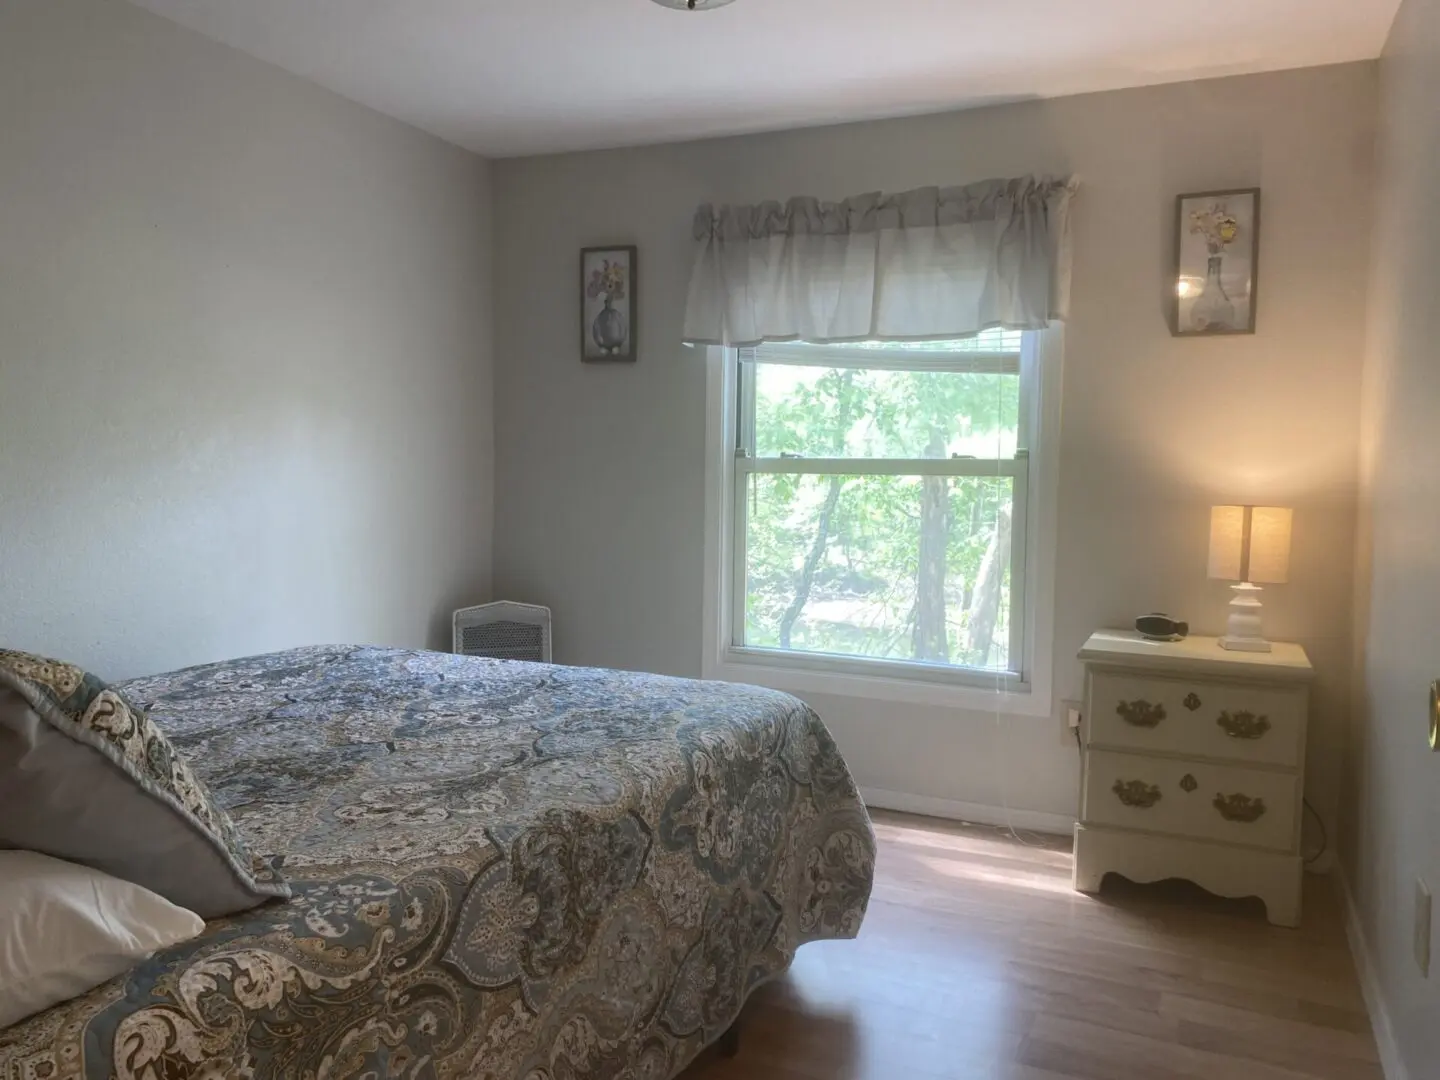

{"left": 684, "top": 810, "right": 1382, "bottom": 1080}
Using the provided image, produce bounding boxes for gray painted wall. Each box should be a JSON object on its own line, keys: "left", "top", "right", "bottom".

{"left": 1350, "top": 0, "right": 1440, "bottom": 1073}
{"left": 0, "top": 0, "right": 494, "bottom": 680}
{"left": 492, "top": 65, "right": 1376, "bottom": 827}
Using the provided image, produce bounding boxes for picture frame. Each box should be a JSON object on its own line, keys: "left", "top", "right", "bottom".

{"left": 580, "top": 245, "right": 638, "bottom": 362}
{"left": 1173, "top": 188, "right": 1260, "bottom": 336}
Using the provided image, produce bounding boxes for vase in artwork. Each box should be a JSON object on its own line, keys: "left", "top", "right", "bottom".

{"left": 592, "top": 298, "right": 627, "bottom": 354}
{"left": 1190, "top": 254, "right": 1235, "bottom": 332}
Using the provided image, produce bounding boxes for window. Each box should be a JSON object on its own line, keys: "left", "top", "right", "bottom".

{"left": 719, "top": 328, "right": 1043, "bottom": 692}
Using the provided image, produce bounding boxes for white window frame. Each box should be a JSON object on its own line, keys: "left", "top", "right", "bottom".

{"left": 700, "top": 329, "right": 1063, "bottom": 717}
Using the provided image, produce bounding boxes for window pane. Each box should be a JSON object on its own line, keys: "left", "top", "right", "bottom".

{"left": 753, "top": 365, "right": 1019, "bottom": 460}
{"left": 743, "top": 472, "right": 1014, "bottom": 672}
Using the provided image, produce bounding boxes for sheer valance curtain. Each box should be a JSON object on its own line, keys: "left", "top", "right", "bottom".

{"left": 682, "top": 176, "right": 1078, "bottom": 348}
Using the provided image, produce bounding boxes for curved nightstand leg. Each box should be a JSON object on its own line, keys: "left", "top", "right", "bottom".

{"left": 1257, "top": 864, "right": 1304, "bottom": 928}
{"left": 1072, "top": 826, "right": 1106, "bottom": 893}
{"left": 1072, "top": 825, "right": 1304, "bottom": 927}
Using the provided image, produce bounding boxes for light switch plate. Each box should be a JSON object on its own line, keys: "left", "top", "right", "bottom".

{"left": 1416, "top": 878, "right": 1432, "bottom": 978}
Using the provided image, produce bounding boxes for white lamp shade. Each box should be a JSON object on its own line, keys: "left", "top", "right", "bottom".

{"left": 1208, "top": 505, "right": 1292, "bottom": 584}
{"left": 1207, "top": 506, "right": 1247, "bottom": 580}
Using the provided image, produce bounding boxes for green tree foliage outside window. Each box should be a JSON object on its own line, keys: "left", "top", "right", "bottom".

{"left": 740, "top": 332, "right": 1023, "bottom": 673}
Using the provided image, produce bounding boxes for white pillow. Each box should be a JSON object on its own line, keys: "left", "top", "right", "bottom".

{"left": 0, "top": 850, "right": 205, "bottom": 1029}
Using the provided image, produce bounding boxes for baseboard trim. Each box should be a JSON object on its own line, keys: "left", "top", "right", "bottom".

{"left": 1338, "top": 871, "right": 1410, "bottom": 1080}
{"left": 859, "top": 787, "right": 1074, "bottom": 836}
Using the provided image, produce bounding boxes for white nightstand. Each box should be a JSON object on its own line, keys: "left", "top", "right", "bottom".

{"left": 1073, "top": 630, "right": 1314, "bottom": 927}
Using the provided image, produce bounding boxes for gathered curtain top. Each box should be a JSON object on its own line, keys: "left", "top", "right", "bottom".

{"left": 692, "top": 176, "right": 1077, "bottom": 242}
{"left": 683, "top": 175, "right": 1078, "bottom": 348}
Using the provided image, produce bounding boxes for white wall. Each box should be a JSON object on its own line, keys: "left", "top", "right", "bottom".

{"left": 492, "top": 65, "right": 1375, "bottom": 827}
{"left": 0, "top": 0, "right": 494, "bottom": 680}
{"left": 1349, "top": 0, "right": 1440, "bottom": 1073}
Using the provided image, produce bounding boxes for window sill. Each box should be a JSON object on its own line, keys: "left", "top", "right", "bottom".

{"left": 705, "top": 649, "right": 1053, "bottom": 716}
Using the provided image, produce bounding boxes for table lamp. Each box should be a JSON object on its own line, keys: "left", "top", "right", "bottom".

{"left": 1208, "top": 505, "right": 1292, "bottom": 652}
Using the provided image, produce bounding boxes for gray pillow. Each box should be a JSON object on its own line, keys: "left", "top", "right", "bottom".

{"left": 0, "top": 650, "right": 290, "bottom": 918}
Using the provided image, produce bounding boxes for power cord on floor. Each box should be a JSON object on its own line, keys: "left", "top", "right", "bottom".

{"left": 1302, "top": 797, "right": 1328, "bottom": 866}
{"left": 991, "top": 701, "right": 1052, "bottom": 849}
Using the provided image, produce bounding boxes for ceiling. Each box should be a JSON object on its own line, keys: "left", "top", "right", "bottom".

{"left": 128, "top": 0, "right": 1399, "bottom": 158}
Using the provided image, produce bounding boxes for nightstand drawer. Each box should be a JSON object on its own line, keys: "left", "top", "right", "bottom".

{"left": 1084, "top": 750, "right": 1298, "bottom": 852}
{"left": 1088, "top": 670, "right": 1305, "bottom": 768}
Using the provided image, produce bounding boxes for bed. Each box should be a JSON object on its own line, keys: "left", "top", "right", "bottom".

{"left": 0, "top": 645, "right": 875, "bottom": 1080}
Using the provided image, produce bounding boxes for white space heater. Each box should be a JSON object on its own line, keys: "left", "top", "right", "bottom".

{"left": 452, "top": 602, "right": 552, "bottom": 663}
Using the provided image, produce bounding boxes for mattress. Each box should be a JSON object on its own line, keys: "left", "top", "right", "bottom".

{"left": 0, "top": 645, "right": 876, "bottom": 1080}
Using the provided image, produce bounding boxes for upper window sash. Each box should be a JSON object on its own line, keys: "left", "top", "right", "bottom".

{"left": 737, "top": 338, "right": 1026, "bottom": 464}
{"left": 744, "top": 342, "right": 1021, "bottom": 375}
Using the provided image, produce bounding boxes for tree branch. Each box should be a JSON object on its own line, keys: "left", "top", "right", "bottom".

{"left": 779, "top": 475, "right": 843, "bottom": 649}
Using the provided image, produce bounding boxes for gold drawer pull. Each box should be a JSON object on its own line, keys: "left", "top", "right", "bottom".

{"left": 1216, "top": 710, "right": 1272, "bottom": 740}
{"left": 1112, "top": 779, "right": 1162, "bottom": 808}
{"left": 1183, "top": 692, "right": 1202, "bottom": 712}
{"left": 1213, "top": 792, "right": 1267, "bottom": 823}
{"left": 1116, "top": 699, "right": 1166, "bottom": 728}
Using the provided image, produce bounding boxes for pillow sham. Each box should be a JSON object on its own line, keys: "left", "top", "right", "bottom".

{"left": 0, "top": 850, "right": 206, "bottom": 1029}
{"left": 0, "top": 649, "right": 289, "bottom": 918}
{"left": 0, "top": 852, "right": 208, "bottom": 1031}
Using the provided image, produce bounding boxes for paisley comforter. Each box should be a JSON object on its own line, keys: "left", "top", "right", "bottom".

{"left": 0, "top": 646, "right": 875, "bottom": 1080}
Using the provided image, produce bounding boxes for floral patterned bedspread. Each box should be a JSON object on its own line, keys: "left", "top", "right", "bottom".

{"left": 0, "top": 646, "right": 875, "bottom": 1080}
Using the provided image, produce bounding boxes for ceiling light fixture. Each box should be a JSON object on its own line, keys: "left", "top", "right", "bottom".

{"left": 649, "top": 0, "right": 736, "bottom": 10}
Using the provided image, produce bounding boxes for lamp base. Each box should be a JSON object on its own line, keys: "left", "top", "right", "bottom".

{"left": 1219, "top": 582, "right": 1272, "bottom": 652}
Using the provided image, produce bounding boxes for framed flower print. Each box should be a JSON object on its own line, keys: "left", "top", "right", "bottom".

{"left": 1173, "top": 189, "right": 1260, "bottom": 336}
{"left": 581, "top": 246, "right": 638, "bottom": 362}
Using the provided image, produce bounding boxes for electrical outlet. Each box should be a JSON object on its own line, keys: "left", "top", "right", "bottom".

{"left": 1062, "top": 699, "right": 1083, "bottom": 745}
{"left": 1416, "top": 878, "right": 1432, "bottom": 978}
